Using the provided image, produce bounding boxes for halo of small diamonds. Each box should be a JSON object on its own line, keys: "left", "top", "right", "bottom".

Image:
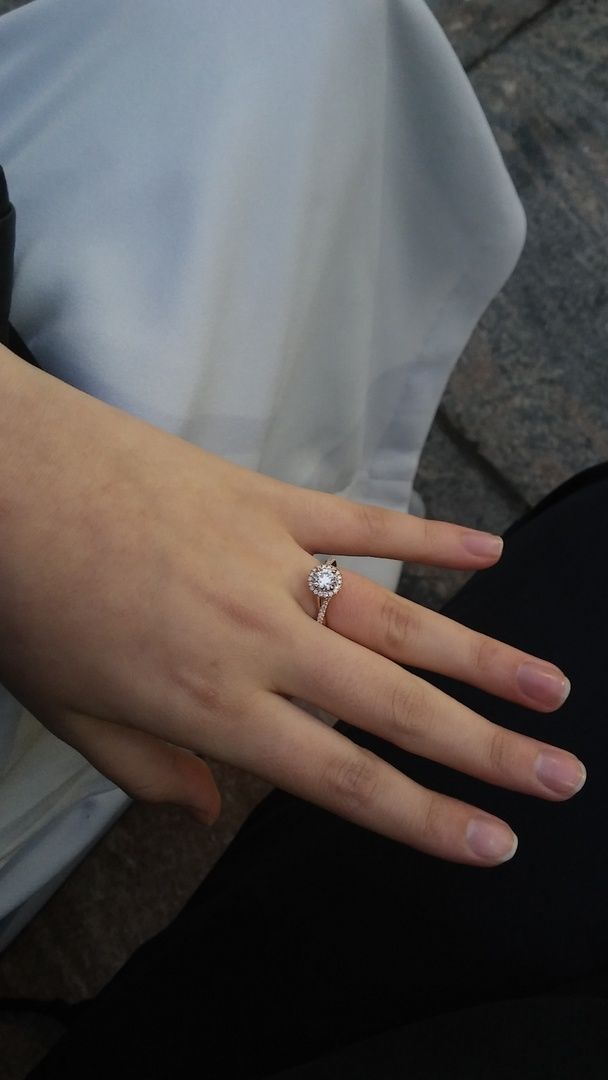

{"left": 308, "top": 562, "right": 343, "bottom": 599}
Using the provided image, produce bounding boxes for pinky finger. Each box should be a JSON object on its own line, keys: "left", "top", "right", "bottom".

{"left": 42, "top": 708, "right": 222, "bottom": 825}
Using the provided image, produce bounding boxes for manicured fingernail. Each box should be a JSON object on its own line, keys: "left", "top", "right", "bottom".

{"left": 461, "top": 532, "right": 504, "bottom": 558}
{"left": 466, "top": 817, "right": 518, "bottom": 862}
{"left": 517, "top": 662, "right": 571, "bottom": 707}
{"left": 535, "top": 752, "right": 587, "bottom": 796}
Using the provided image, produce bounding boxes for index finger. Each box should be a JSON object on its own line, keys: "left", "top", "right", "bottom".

{"left": 278, "top": 487, "right": 505, "bottom": 568}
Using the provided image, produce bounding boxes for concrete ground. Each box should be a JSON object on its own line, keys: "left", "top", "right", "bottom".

{"left": 0, "top": 0, "right": 607, "bottom": 1075}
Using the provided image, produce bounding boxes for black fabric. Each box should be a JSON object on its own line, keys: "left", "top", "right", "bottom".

{"left": 25, "top": 460, "right": 608, "bottom": 1078}
{"left": 273, "top": 996, "right": 608, "bottom": 1079}
{"left": 0, "top": 163, "right": 16, "bottom": 349}
{"left": 0, "top": 164, "right": 40, "bottom": 367}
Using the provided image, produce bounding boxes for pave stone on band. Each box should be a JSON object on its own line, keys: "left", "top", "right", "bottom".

{"left": 308, "top": 558, "right": 343, "bottom": 626}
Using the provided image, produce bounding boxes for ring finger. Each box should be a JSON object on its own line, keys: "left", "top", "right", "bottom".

{"left": 298, "top": 565, "right": 571, "bottom": 713}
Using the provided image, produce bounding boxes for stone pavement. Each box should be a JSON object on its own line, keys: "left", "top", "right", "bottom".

{"left": 1, "top": 1, "right": 607, "bottom": 1076}
{"left": 401, "top": 0, "right": 608, "bottom": 608}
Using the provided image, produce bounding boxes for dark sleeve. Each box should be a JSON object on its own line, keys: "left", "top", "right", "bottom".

{"left": 0, "top": 164, "right": 40, "bottom": 367}
{"left": 0, "top": 164, "right": 15, "bottom": 349}
{"left": 271, "top": 995, "right": 608, "bottom": 1080}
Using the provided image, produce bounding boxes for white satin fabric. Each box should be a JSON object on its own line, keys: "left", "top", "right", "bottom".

{"left": 0, "top": 0, "right": 525, "bottom": 949}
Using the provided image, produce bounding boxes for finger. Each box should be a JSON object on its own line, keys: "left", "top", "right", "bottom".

{"left": 279, "top": 488, "right": 504, "bottom": 568}
{"left": 229, "top": 690, "right": 518, "bottom": 866}
{"left": 296, "top": 565, "right": 571, "bottom": 713}
{"left": 283, "top": 616, "right": 587, "bottom": 804}
{"left": 43, "top": 708, "right": 222, "bottom": 825}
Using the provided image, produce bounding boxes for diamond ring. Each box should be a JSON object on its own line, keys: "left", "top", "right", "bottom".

{"left": 308, "top": 558, "right": 343, "bottom": 626}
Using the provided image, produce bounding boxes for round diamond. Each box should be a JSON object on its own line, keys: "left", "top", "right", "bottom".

{"left": 308, "top": 563, "right": 343, "bottom": 598}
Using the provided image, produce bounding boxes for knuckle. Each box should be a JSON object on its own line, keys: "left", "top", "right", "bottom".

{"left": 171, "top": 658, "right": 224, "bottom": 714}
{"left": 215, "top": 590, "right": 280, "bottom": 639}
{"left": 356, "top": 501, "right": 390, "bottom": 544}
{"left": 471, "top": 633, "right": 501, "bottom": 675}
{"left": 380, "top": 595, "right": 420, "bottom": 654}
{"left": 386, "top": 678, "right": 428, "bottom": 746}
{"left": 420, "top": 516, "right": 440, "bottom": 550}
{"left": 418, "top": 793, "right": 446, "bottom": 848}
{"left": 486, "top": 726, "right": 513, "bottom": 779}
{"left": 323, "top": 749, "right": 380, "bottom": 813}
{"left": 421, "top": 516, "right": 433, "bottom": 546}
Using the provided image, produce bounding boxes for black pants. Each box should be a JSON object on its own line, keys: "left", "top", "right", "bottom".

{"left": 29, "top": 463, "right": 608, "bottom": 1079}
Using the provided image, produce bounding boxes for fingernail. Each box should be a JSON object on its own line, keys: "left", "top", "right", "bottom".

{"left": 466, "top": 817, "right": 518, "bottom": 863}
{"left": 461, "top": 532, "right": 504, "bottom": 558}
{"left": 535, "top": 752, "right": 587, "bottom": 796}
{"left": 517, "top": 663, "right": 571, "bottom": 707}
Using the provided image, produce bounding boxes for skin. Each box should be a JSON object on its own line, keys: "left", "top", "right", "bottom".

{"left": 0, "top": 343, "right": 585, "bottom": 867}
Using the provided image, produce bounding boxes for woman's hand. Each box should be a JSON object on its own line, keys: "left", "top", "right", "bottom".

{"left": 0, "top": 345, "right": 584, "bottom": 866}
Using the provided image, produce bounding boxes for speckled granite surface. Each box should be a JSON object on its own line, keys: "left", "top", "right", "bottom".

{"left": 428, "top": 0, "right": 556, "bottom": 67}
{"left": 398, "top": 413, "right": 528, "bottom": 611}
{"left": 0, "top": 0, "right": 28, "bottom": 14}
{"left": 441, "top": 0, "right": 608, "bottom": 504}
{"left": 1, "top": 2, "right": 607, "bottom": 1078}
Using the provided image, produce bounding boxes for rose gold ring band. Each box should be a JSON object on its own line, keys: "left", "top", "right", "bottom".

{"left": 307, "top": 557, "right": 343, "bottom": 626}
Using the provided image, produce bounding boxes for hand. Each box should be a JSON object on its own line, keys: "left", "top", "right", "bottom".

{"left": 0, "top": 346, "right": 584, "bottom": 866}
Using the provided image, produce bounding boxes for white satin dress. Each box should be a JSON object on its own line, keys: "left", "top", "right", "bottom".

{"left": 0, "top": 0, "right": 526, "bottom": 950}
